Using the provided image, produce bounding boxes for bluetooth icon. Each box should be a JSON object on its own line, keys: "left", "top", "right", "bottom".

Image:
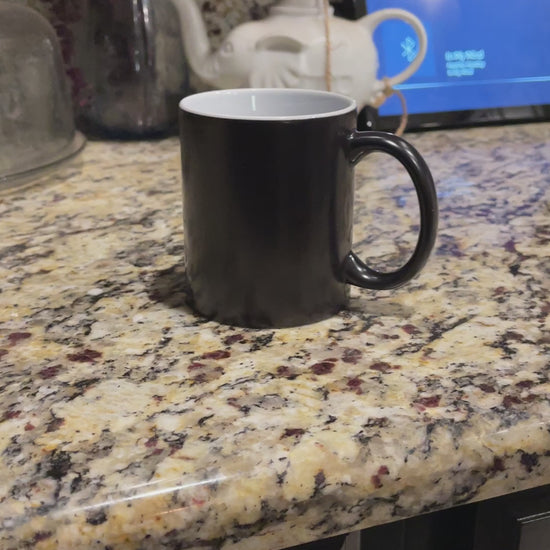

{"left": 401, "top": 36, "right": 418, "bottom": 63}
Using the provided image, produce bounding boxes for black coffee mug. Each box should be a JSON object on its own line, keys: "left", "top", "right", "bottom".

{"left": 179, "top": 89, "right": 438, "bottom": 328}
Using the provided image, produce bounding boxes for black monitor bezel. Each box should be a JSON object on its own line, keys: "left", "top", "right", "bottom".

{"left": 370, "top": 104, "right": 550, "bottom": 132}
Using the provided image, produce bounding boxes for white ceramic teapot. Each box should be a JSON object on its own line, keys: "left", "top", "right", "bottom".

{"left": 174, "top": 0, "right": 427, "bottom": 110}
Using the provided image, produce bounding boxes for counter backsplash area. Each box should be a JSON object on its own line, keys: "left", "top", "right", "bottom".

{"left": 189, "top": 0, "right": 277, "bottom": 92}
{"left": 195, "top": 0, "right": 277, "bottom": 47}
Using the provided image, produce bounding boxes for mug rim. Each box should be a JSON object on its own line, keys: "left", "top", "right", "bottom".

{"left": 179, "top": 88, "right": 357, "bottom": 121}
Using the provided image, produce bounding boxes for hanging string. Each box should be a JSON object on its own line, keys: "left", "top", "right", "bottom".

{"left": 321, "top": 0, "right": 408, "bottom": 136}
{"left": 370, "top": 77, "right": 409, "bottom": 137}
{"left": 322, "top": 0, "right": 331, "bottom": 91}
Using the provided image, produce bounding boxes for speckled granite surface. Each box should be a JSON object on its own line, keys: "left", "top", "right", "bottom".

{"left": 1, "top": 123, "right": 549, "bottom": 549}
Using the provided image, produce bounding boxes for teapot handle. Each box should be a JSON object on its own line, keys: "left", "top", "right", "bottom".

{"left": 361, "top": 8, "right": 428, "bottom": 89}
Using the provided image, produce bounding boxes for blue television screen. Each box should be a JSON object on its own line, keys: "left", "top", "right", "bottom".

{"left": 366, "top": 0, "right": 550, "bottom": 120}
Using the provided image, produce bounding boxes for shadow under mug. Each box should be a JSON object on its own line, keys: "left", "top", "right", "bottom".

{"left": 179, "top": 89, "right": 438, "bottom": 328}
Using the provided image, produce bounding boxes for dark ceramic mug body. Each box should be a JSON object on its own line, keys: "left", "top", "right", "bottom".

{"left": 179, "top": 89, "right": 438, "bottom": 328}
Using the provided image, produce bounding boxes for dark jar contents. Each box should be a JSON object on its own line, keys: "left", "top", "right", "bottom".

{"left": 47, "top": 0, "right": 189, "bottom": 138}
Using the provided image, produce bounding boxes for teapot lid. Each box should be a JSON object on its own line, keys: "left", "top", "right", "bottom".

{"left": 270, "top": 0, "right": 333, "bottom": 16}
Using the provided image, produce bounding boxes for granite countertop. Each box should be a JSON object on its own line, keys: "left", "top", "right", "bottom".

{"left": 1, "top": 123, "right": 549, "bottom": 549}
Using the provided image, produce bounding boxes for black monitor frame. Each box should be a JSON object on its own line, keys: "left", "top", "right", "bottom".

{"left": 368, "top": 104, "right": 550, "bottom": 132}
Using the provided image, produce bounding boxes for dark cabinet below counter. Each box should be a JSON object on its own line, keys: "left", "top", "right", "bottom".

{"left": 474, "top": 485, "right": 550, "bottom": 550}
{"left": 359, "top": 485, "right": 550, "bottom": 550}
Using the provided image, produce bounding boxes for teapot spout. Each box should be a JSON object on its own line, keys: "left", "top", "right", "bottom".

{"left": 172, "top": 0, "right": 218, "bottom": 85}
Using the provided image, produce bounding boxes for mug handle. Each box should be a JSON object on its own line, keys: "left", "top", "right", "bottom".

{"left": 361, "top": 8, "right": 428, "bottom": 90}
{"left": 342, "top": 131, "right": 438, "bottom": 290}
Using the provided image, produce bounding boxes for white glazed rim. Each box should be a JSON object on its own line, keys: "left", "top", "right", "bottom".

{"left": 179, "top": 88, "right": 357, "bottom": 121}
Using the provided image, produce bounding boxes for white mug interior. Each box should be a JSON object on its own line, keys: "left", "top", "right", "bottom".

{"left": 179, "top": 88, "right": 356, "bottom": 121}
